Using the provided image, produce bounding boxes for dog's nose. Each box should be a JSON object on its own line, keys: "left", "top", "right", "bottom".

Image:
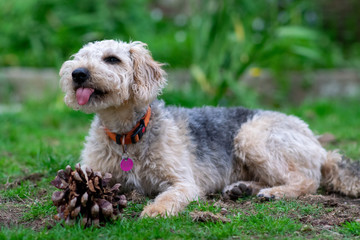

{"left": 72, "top": 68, "right": 90, "bottom": 84}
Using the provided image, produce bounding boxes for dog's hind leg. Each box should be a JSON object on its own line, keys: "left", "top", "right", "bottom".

{"left": 256, "top": 174, "right": 318, "bottom": 200}
{"left": 232, "top": 111, "right": 326, "bottom": 199}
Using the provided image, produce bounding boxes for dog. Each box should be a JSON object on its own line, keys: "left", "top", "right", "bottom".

{"left": 60, "top": 40, "right": 360, "bottom": 217}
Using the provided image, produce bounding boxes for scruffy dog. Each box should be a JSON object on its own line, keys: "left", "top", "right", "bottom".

{"left": 60, "top": 40, "right": 360, "bottom": 217}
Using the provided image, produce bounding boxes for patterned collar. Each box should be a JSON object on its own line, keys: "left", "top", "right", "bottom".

{"left": 104, "top": 106, "right": 151, "bottom": 145}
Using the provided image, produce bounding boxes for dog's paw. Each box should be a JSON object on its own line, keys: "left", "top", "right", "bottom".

{"left": 223, "top": 182, "right": 252, "bottom": 201}
{"left": 140, "top": 203, "right": 174, "bottom": 218}
{"left": 256, "top": 188, "right": 280, "bottom": 201}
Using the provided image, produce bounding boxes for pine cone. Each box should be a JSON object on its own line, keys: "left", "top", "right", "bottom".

{"left": 51, "top": 164, "right": 126, "bottom": 228}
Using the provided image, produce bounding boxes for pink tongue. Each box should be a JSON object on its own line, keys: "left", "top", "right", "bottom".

{"left": 76, "top": 88, "right": 94, "bottom": 105}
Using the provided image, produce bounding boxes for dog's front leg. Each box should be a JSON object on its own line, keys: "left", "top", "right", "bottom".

{"left": 140, "top": 183, "right": 200, "bottom": 218}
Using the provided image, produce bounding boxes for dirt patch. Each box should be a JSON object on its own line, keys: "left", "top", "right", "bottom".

{"left": 212, "top": 193, "right": 360, "bottom": 231}
{"left": 0, "top": 199, "right": 55, "bottom": 230}
{"left": 0, "top": 172, "right": 54, "bottom": 230}
{"left": 0, "top": 201, "right": 24, "bottom": 228}
{"left": 297, "top": 195, "right": 360, "bottom": 227}
{"left": 190, "top": 210, "right": 231, "bottom": 223}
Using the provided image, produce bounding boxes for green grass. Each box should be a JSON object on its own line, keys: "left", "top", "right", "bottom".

{"left": 0, "top": 96, "right": 91, "bottom": 181}
{"left": 0, "top": 202, "right": 304, "bottom": 240}
{"left": 339, "top": 222, "right": 360, "bottom": 236}
{"left": 1, "top": 94, "right": 360, "bottom": 239}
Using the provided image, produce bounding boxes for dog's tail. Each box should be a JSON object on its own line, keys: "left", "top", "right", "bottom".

{"left": 321, "top": 151, "right": 360, "bottom": 197}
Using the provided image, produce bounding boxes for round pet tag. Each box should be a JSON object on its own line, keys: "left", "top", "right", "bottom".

{"left": 120, "top": 158, "right": 133, "bottom": 171}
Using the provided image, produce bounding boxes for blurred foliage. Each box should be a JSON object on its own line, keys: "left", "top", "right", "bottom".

{"left": 188, "top": 0, "right": 345, "bottom": 106}
{"left": 0, "top": 0, "right": 191, "bottom": 68}
{"left": 318, "top": 0, "right": 360, "bottom": 46}
{"left": 1, "top": 0, "right": 359, "bottom": 106}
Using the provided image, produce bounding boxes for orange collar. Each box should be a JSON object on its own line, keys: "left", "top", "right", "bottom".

{"left": 105, "top": 106, "right": 151, "bottom": 145}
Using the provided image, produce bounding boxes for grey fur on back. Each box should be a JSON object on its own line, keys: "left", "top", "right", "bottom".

{"left": 162, "top": 102, "right": 257, "bottom": 189}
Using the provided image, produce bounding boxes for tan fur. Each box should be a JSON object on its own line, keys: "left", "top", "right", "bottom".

{"left": 60, "top": 40, "right": 360, "bottom": 218}
{"left": 232, "top": 111, "right": 325, "bottom": 198}
{"left": 80, "top": 109, "right": 201, "bottom": 217}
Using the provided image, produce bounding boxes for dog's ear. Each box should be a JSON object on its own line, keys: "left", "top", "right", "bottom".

{"left": 129, "top": 42, "right": 167, "bottom": 102}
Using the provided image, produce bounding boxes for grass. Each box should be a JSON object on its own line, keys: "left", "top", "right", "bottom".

{"left": 0, "top": 201, "right": 305, "bottom": 239}
{"left": 340, "top": 222, "right": 360, "bottom": 236}
{"left": 1, "top": 94, "right": 360, "bottom": 239}
{"left": 0, "top": 96, "right": 90, "bottom": 180}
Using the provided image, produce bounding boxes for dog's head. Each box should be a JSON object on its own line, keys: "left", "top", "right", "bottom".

{"left": 59, "top": 40, "right": 166, "bottom": 113}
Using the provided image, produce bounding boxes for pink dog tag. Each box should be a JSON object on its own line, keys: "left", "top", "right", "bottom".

{"left": 120, "top": 158, "right": 133, "bottom": 171}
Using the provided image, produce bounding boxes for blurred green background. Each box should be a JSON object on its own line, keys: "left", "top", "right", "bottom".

{"left": 1, "top": 0, "right": 360, "bottom": 107}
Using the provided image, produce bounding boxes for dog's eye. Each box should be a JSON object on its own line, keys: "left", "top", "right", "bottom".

{"left": 103, "top": 56, "right": 121, "bottom": 64}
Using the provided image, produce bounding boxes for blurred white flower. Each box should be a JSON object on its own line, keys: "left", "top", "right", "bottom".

{"left": 252, "top": 17, "right": 265, "bottom": 31}
{"left": 175, "top": 31, "right": 187, "bottom": 42}
{"left": 174, "top": 14, "right": 188, "bottom": 27}
{"left": 151, "top": 8, "right": 163, "bottom": 22}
